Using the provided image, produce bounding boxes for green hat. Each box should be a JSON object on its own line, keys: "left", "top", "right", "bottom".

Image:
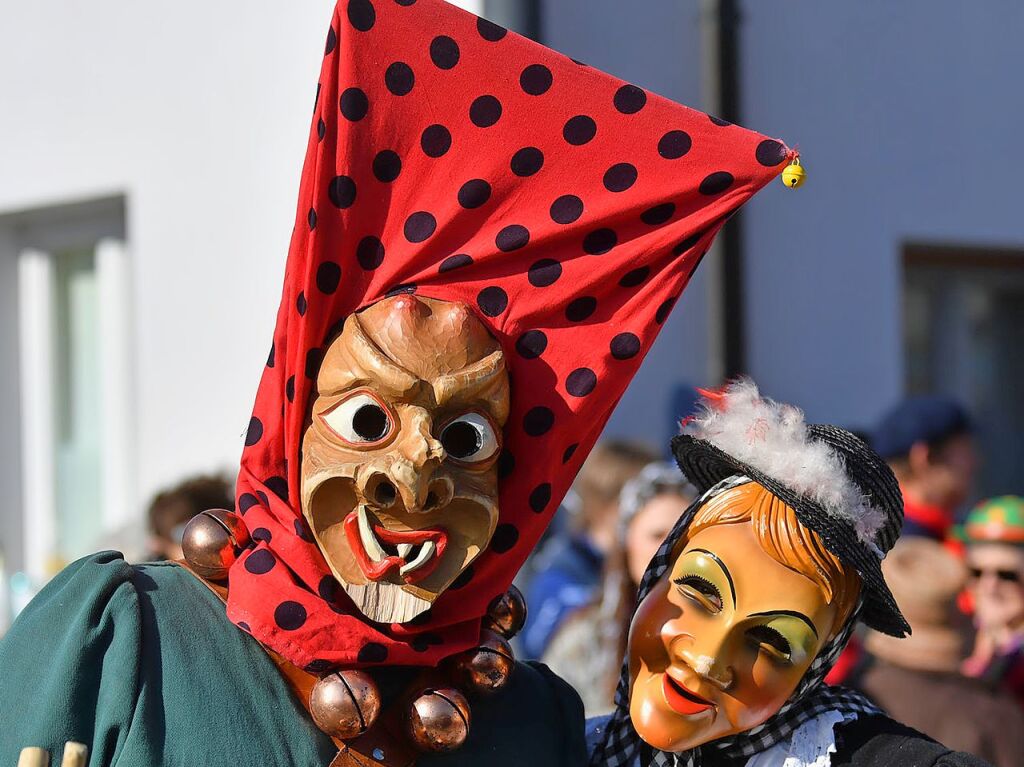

{"left": 957, "top": 496, "right": 1024, "bottom": 544}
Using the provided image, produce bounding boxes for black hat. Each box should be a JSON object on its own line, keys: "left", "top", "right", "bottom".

{"left": 672, "top": 381, "right": 910, "bottom": 637}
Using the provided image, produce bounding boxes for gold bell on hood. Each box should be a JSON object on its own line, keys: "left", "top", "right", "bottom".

{"left": 782, "top": 157, "right": 806, "bottom": 188}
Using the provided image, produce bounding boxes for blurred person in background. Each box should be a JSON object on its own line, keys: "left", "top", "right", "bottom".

{"left": 145, "top": 473, "right": 235, "bottom": 561}
{"left": 873, "top": 396, "right": 977, "bottom": 541}
{"left": 542, "top": 462, "right": 696, "bottom": 716}
{"left": 960, "top": 497, "right": 1024, "bottom": 709}
{"left": 521, "top": 439, "right": 657, "bottom": 659}
{"left": 856, "top": 537, "right": 1024, "bottom": 767}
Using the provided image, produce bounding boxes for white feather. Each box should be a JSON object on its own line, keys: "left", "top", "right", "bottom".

{"left": 681, "top": 379, "right": 885, "bottom": 546}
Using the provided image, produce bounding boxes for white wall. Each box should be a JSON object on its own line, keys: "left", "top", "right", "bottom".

{"left": 740, "top": 0, "right": 1024, "bottom": 427}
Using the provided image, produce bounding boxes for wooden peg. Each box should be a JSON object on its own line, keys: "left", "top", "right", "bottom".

{"left": 60, "top": 742, "right": 88, "bottom": 767}
{"left": 17, "top": 747, "right": 49, "bottom": 767}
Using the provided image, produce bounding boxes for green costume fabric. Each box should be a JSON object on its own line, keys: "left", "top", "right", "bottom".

{"left": 0, "top": 552, "right": 586, "bottom": 767}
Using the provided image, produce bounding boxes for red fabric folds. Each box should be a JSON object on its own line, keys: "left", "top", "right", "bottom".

{"left": 226, "top": 0, "right": 792, "bottom": 671}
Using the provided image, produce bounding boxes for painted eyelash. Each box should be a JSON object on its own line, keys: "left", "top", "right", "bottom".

{"left": 673, "top": 573, "right": 723, "bottom": 606}
{"left": 747, "top": 624, "right": 792, "bottom": 659}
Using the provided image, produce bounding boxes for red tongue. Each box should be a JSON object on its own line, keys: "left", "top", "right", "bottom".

{"left": 373, "top": 524, "right": 444, "bottom": 546}
{"left": 342, "top": 510, "right": 448, "bottom": 584}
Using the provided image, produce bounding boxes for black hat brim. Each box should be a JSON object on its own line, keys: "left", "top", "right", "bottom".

{"left": 672, "top": 433, "right": 911, "bottom": 638}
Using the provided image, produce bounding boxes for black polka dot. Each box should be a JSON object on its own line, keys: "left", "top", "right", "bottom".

{"left": 529, "top": 483, "right": 552, "bottom": 513}
{"left": 286, "top": 375, "right": 296, "bottom": 403}
{"left": 316, "top": 262, "right": 342, "bottom": 295}
{"left": 357, "top": 642, "right": 389, "bottom": 663}
{"left": 238, "top": 492, "right": 260, "bottom": 514}
{"left": 244, "top": 549, "right": 276, "bottom": 575}
{"left": 611, "top": 332, "right": 641, "bottom": 360}
{"left": 614, "top": 84, "right": 647, "bottom": 114}
{"left": 477, "top": 286, "right": 509, "bottom": 317}
{"left": 252, "top": 528, "right": 273, "bottom": 543}
{"left": 562, "top": 443, "right": 578, "bottom": 463}
{"left": 340, "top": 88, "right": 369, "bottom": 121}
{"left": 450, "top": 565, "right": 475, "bottom": 590}
{"left": 373, "top": 150, "right": 402, "bottom": 182}
{"left": 308, "top": 208, "right": 318, "bottom": 230}
{"left": 421, "top": 124, "right": 452, "bottom": 157}
{"left": 699, "top": 171, "right": 734, "bottom": 196}
{"left": 430, "top": 35, "right": 460, "bottom": 69}
{"left": 238, "top": 622, "right": 251, "bottom": 632}
{"left": 656, "top": 296, "right": 677, "bottom": 324}
{"left": 296, "top": 292, "right": 307, "bottom": 316}
{"left": 386, "top": 283, "right": 417, "bottom": 297}
{"left": 385, "top": 62, "right": 415, "bottom": 96}
{"left": 756, "top": 139, "right": 787, "bottom": 167}
{"left": 411, "top": 633, "right": 444, "bottom": 652}
{"left": 550, "top": 195, "right": 584, "bottom": 224}
{"left": 457, "top": 179, "right": 491, "bottom": 209}
{"left": 641, "top": 203, "right": 676, "bottom": 226}
{"left": 511, "top": 147, "right": 544, "bottom": 176}
{"left": 305, "top": 347, "right": 324, "bottom": 379}
{"left": 356, "top": 236, "right": 386, "bottom": 269}
{"left": 317, "top": 118, "right": 326, "bottom": 140}
{"left": 583, "top": 228, "right": 617, "bottom": 255}
{"left": 325, "top": 27, "right": 338, "bottom": 56}
{"left": 318, "top": 575, "right": 340, "bottom": 602}
{"left": 709, "top": 114, "right": 731, "bottom": 127}
{"left": 523, "top": 406, "right": 554, "bottom": 436}
{"left": 328, "top": 175, "right": 357, "bottom": 208}
{"left": 294, "top": 518, "right": 315, "bottom": 543}
{"left": 305, "top": 660, "right": 334, "bottom": 674}
{"left": 256, "top": 491, "right": 269, "bottom": 506}
{"left": 659, "top": 130, "right": 692, "bottom": 159}
{"left": 673, "top": 231, "right": 704, "bottom": 255}
{"left": 245, "top": 416, "right": 263, "bottom": 446}
{"left": 470, "top": 95, "right": 502, "bottom": 128}
{"left": 497, "top": 449, "right": 515, "bottom": 479}
{"left": 563, "top": 115, "right": 597, "bottom": 145}
{"left": 491, "top": 524, "right": 519, "bottom": 553}
{"left": 516, "top": 330, "right": 547, "bottom": 359}
{"left": 274, "top": 601, "right": 307, "bottom": 631}
{"left": 520, "top": 64, "right": 553, "bottom": 95}
{"left": 566, "top": 296, "right": 597, "bottom": 322}
{"left": 495, "top": 225, "right": 529, "bottom": 252}
{"left": 266, "top": 476, "right": 289, "bottom": 501}
{"left": 566, "top": 367, "right": 597, "bottom": 397}
{"left": 267, "top": 344, "right": 276, "bottom": 368}
{"left": 528, "top": 259, "right": 561, "bottom": 287}
{"left": 477, "top": 17, "right": 507, "bottom": 41}
{"left": 394, "top": 0, "right": 416, "bottom": 5}
{"left": 604, "top": 163, "right": 638, "bottom": 192}
{"left": 440, "top": 253, "right": 473, "bottom": 272}
{"left": 404, "top": 212, "right": 436, "bottom": 243}
{"left": 347, "top": 0, "right": 376, "bottom": 32}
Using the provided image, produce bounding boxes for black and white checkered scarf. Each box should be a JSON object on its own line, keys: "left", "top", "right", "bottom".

{"left": 589, "top": 476, "right": 881, "bottom": 767}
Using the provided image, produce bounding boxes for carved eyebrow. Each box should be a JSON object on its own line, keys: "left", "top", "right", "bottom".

{"left": 748, "top": 610, "right": 819, "bottom": 638}
{"left": 690, "top": 548, "right": 736, "bottom": 606}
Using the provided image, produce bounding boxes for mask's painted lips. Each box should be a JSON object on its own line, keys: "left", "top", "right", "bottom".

{"left": 343, "top": 507, "right": 448, "bottom": 585}
{"left": 662, "top": 673, "right": 715, "bottom": 716}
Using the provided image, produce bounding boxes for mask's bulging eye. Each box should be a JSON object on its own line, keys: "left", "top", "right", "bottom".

{"left": 322, "top": 393, "right": 392, "bottom": 445}
{"left": 440, "top": 412, "right": 499, "bottom": 463}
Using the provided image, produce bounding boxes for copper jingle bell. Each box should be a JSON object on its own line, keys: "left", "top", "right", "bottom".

{"left": 309, "top": 670, "right": 382, "bottom": 740}
{"left": 483, "top": 584, "right": 527, "bottom": 639}
{"left": 181, "top": 509, "right": 251, "bottom": 580}
{"left": 447, "top": 629, "right": 515, "bottom": 694}
{"left": 405, "top": 687, "right": 471, "bottom": 753}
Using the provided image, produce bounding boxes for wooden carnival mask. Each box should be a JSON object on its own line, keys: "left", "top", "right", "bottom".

{"left": 300, "top": 295, "right": 509, "bottom": 624}
{"left": 626, "top": 483, "right": 854, "bottom": 753}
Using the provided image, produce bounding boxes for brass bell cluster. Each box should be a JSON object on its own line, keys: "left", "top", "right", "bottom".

{"left": 308, "top": 585, "right": 527, "bottom": 754}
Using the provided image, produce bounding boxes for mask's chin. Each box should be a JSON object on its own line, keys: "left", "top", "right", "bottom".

{"left": 305, "top": 476, "right": 497, "bottom": 625}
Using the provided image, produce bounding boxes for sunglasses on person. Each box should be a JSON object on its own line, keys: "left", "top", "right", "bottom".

{"left": 968, "top": 566, "right": 1022, "bottom": 583}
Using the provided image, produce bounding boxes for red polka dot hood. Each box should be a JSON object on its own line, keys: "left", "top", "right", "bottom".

{"left": 228, "top": 0, "right": 794, "bottom": 671}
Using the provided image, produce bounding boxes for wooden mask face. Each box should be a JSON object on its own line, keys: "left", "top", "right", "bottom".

{"left": 300, "top": 295, "right": 509, "bottom": 624}
{"left": 626, "top": 520, "right": 838, "bottom": 753}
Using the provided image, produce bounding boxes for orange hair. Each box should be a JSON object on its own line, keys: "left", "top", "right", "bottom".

{"left": 686, "top": 482, "right": 862, "bottom": 631}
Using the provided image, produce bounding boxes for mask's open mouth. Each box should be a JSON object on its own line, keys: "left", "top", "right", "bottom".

{"left": 662, "top": 673, "right": 715, "bottom": 716}
{"left": 343, "top": 506, "right": 448, "bottom": 584}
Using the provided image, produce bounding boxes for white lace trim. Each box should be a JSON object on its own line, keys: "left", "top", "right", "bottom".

{"left": 743, "top": 710, "right": 858, "bottom": 767}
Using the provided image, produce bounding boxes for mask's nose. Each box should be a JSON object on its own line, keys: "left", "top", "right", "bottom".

{"left": 667, "top": 632, "right": 735, "bottom": 691}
